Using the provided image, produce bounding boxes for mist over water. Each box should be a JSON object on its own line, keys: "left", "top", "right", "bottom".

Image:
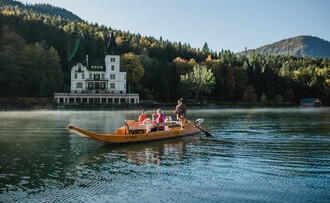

{"left": 0, "top": 108, "right": 329, "bottom": 202}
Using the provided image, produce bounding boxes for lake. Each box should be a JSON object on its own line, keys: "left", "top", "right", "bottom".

{"left": 0, "top": 108, "right": 329, "bottom": 203}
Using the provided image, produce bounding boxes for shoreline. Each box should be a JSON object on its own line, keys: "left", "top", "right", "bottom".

{"left": 0, "top": 101, "right": 304, "bottom": 111}
{"left": 1, "top": 97, "right": 327, "bottom": 111}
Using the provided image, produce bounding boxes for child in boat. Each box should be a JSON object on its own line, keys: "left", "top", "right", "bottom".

{"left": 138, "top": 109, "right": 148, "bottom": 124}
{"left": 150, "top": 109, "right": 165, "bottom": 131}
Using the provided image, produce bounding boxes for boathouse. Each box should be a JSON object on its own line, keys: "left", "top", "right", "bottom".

{"left": 299, "top": 98, "right": 322, "bottom": 107}
{"left": 54, "top": 35, "right": 139, "bottom": 104}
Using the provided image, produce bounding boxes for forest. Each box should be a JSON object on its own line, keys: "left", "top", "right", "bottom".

{"left": 0, "top": 3, "right": 329, "bottom": 105}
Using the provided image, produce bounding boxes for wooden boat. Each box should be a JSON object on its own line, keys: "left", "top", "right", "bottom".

{"left": 67, "top": 119, "right": 204, "bottom": 144}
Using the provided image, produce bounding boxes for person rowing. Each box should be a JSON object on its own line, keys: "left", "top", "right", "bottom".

{"left": 173, "top": 98, "right": 187, "bottom": 129}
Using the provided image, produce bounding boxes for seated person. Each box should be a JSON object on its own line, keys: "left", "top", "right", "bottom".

{"left": 138, "top": 109, "right": 148, "bottom": 124}
{"left": 150, "top": 109, "right": 165, "bottom": 131}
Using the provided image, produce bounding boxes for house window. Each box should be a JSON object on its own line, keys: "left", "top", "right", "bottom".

{"left": 76, "top": 82, "right": 83, "bottom": 88}
{"left": 110, "top": 83, "right": 116, "bottom": 89}
{"left": 110, "top": 74, "right": 116, "bottom": 80}
{"left": 74, "top": 74, "right": 77, "bottom": 79}
{"left": 111, "top": 65, "right": 115, "bottom": 71}
{"left": 94, "top": 74, "right": 100, "bottom": 80}
{"left": 78, "top": 66, "right": 81, "bottom": 72}
{"left": 101, "top": 73, "right": 105, "bottom": 79}
{"left": 111, "top": 57, "right": 115, "bottom": 62}
{"left": 89, "top": 73, "right": 92, "bottom": 79}
{"left": 82, "top": 74, "right": 85, "bottom": 79}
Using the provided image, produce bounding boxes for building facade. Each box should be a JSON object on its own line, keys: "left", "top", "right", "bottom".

{"left": 71, "top": 55, "right": 126, "bottom": 94}
{"left": 299, "top": 98, "right": 322, "bottom": 107}
{"left": 54, "top": 54, "right": 139, "bottom": 104}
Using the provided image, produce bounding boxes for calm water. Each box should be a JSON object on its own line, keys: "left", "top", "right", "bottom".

{"left": 0, "top": 108, "right": 329, "bottom": 203}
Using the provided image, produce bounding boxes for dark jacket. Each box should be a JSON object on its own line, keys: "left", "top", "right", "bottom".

{"left": 175, "top": 104, "right": 187, "bottom": 118}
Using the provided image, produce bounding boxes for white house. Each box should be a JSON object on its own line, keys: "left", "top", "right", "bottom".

{"left": 70, "top": 55, "right": 126, "bottom": 94}
{"left": 54, "top": 54, "right": 139, "bottom": 104}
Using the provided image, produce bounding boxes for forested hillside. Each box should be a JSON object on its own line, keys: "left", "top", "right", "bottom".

{"left": 0, "top": 1, "right": 329, "bottom": 105}
{"left": 239, "top": 36, "right": 330, "bottom": 58}
{"left": 1, "top": 0, "right": 82, "bottom": 21}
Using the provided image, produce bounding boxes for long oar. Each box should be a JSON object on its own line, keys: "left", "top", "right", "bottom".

{"left": 194, "top": 124, "right": 212, "bottom": 137}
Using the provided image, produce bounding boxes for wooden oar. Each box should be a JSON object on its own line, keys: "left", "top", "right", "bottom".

{"left": 194, "top": 124, "right": 212, "bottom": 137}
{"left": 187, "top": 120, "right": 212, "bottom": 137}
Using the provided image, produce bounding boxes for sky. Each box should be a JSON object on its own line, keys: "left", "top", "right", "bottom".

{"left": 21, "top": 0, "right": 330, "bottom": 53}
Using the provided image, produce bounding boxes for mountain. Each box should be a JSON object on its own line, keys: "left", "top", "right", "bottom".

{"left": 1, "top": 0, "right": 83, "bottom": 21}
{"left": 238, "top": 36, "right": 330, "bottom": 58}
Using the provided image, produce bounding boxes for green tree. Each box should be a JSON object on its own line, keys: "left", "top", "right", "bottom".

{"left": 324, "top": 79, "right": 330, "bottom": 103}
{"left": 260, "top": 92, "right": 267, "bottom": 103}
{"left": 224, "top": 65, "right": 236, "bottom": 100}
{"left": 284, "top": 89, "right": 294, "bottom": 102}
{"left": 120, "top": 52, "right": 144, "bottom": 92}
{"left": 243, "top": 85, "right": 257, "bottom": 102}
{"left": 210, "top": 60, "right": 224, "bottom": 100}
{"left": 158, "top": 70, "right": 171, "bottom": 102}
{"left": 180, "top": 64, "right": 215, "bottom": 102}
{"left": 40, "top": 77, "right": 56, "bottom": 96}
{"left": 0, "top": 26, "right": 24, "bottom": 96}
{"left": 46, "top": 46, "right": 63, "bottom": 91}
{"left": 202, "top": 42, "right": 210, "bottom": 56}
{"left": 234, "top": 67, "right": 248, "bottom": 101}
{"left": 274, "top": 94, "right": 283, "bottom": 104}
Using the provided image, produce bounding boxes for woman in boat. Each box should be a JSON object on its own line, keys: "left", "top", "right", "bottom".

{"left": 150, "top": 109, "right": 165, "bottom": 131}
{"left": 173, "top": 98, "right": 187, "bottom": 129}
{"left": 138, "top": 109, "right": 148, "bottom": 124}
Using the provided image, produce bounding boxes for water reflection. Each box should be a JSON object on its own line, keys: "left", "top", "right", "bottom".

{"left": 72, "top": 136, "right": 201, "bottom": 167}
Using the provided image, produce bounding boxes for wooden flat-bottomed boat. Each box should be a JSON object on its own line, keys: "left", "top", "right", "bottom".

{"left": 67, "top": 119, "right": 204, "bottom": 144}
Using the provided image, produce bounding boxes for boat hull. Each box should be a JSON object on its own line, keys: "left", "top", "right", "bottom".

{"left": 67, "top": 122, "right": 201, "bottom": 144}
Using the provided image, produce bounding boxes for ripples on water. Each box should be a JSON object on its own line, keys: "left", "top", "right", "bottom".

{"left": 0, "top": 108, "right": 329, "bottom": 202}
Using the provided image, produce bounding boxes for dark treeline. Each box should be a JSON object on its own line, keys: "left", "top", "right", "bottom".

{"left": 0, "top": 3, "right": 329, "bottom": 105}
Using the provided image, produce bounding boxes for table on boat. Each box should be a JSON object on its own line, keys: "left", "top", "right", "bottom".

{"left": 139, "top": 121, "right": 181, "bottom": 133}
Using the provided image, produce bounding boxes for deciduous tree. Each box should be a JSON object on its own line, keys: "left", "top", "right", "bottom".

{"left": 180, "top": 64, "right": 215, "bottom": 102}
{"left": 120, "top": 52, "right": 144, "bottom": 92}
{"left": 243, "top": 85, "right": 257, "bottom": 102}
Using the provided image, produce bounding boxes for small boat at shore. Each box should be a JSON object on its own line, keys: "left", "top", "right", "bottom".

{"left": 67, "top": 118, "right": 204, "bottom": 144}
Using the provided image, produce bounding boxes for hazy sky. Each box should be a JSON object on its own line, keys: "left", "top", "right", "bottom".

{"left": 21, "top": 0, "right": 330, "bottom": 53}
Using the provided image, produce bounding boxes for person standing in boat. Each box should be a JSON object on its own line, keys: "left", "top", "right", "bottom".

{"left": 151, "top": 109, "right": 165, "bottom": 131}
{"left": 138, "top": 109, "right": 148, "bottom": 124}
{"left": 173, "top": 98, "right": 187, "bottom": 129}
